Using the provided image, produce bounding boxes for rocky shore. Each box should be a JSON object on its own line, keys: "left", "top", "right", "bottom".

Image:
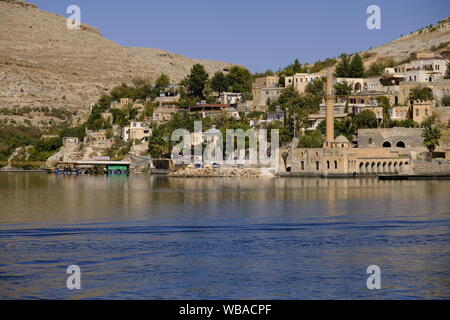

{"left": 169, "top": 167, "right": 260, "bottom": 178}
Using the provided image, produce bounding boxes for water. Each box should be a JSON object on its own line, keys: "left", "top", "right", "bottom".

{"left": 0, "top": 173, "right": 449, "bottom": 299}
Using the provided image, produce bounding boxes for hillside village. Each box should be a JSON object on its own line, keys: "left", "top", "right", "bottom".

{"left": 2, "top": 45, "right": 450, "bottom": 175}
{"left": 1, "top": 3, "right": 450, "bottom": 176}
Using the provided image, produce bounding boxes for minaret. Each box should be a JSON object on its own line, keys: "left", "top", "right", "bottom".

{"left": 324, "top": 67, "right": 334, "bottom": 148}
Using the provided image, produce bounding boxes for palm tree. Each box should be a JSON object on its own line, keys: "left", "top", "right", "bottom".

{"left": 421, "top": 116, "right": 442, "bottom": 160}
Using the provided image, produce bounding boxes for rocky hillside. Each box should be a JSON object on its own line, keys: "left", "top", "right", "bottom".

{"left": 0, "top": 0, "right": 234, "bottom": 123}
{"left": 362, "top": 17, "right": 450, "bottom": 65}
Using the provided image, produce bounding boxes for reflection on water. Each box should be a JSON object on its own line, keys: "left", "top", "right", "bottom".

{"left": 0, "top": 173, "right": 449, "bottom": 299}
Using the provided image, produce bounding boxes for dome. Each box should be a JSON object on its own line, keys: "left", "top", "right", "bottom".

{"left": 334, "top": 135, "right": 350, "bottom": 143}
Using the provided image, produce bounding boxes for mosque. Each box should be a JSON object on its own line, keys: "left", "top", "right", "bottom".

{"left": 278, "top": 69, "right": 417, "bottom": 176}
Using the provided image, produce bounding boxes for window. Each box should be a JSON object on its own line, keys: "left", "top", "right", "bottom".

{"left": 396, "top": 141, "right": 406, "bottom": 148}
{"left": 301, "top": 161, "right": 305, "bottom": 170}
{"left": 425, "top": 109, "right": 429, "bottom": 116}
{"left": 327, "top": 161, "right": 330, "bottom": 169}
{"left": 316, "top": 161, "right": 320, "bottom": 170}
{"left": 416, "top": 109, "right": 419, "bottom": 116}
{"left": 334, "top": 161, "right": 338, "bottom": 169}
{"left": 383, "top": 141, "right": 392, "bottom": 148}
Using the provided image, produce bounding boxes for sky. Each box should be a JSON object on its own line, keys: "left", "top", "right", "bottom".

{"left": 28, "top": 0, "right": 450, "bottom": 73}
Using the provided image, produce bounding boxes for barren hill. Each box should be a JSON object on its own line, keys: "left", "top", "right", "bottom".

{"left": 362, "top": 17, "right": 450, "bottom": 65}
{"left": 0, "top": 0, "right": 234, "bottom": 120}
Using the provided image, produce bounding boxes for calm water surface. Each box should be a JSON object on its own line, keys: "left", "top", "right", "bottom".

{"left": 0, "top": 173, "right": 449, "bottom": 299}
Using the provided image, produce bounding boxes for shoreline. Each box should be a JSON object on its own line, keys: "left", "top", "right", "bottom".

{"left": 3, "top": 169, "right": 450, "bottom": 180}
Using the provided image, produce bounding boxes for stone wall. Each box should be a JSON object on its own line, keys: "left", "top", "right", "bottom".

{"left": 358, "top": 128, "right": 424, "bottom": 149}
{"left": 412, "top": 160, "right": 450, "bottom": 175}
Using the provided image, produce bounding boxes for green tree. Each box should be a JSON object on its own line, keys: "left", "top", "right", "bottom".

{"left": 376, "top": 96, "right": 392, "bottom": 128}
{"left": 441, "top": 94, "right": 450, "bottom": 106}
{"left": 318, "top": 117, "right": 356, "bottom": 141}
{"left": 391, "top": 119, "right": 418, "bottom": 128}
{"left": 409, "top": 86, "right": 433, "bottom": 101}
{"left": 298, "top": 130, "right": 325, "bottom": 148}
{"left": 334, "top": 54, "right": 352, "bottom": 78}
{"left": 445, "top": 60, "right": 450, "bottom": 79}
{"left": 365, "top": 59, "right": 395, "bottom": 77}
{"left": 334, "top": 80, "right": 353, "bottom": 96}
{"left": 210, "top": 71, "right": 229, "bottom": 94}
{"left": 226, "top": 66, "right": 253, "bottom": 94}
{"left": 305, "top": 77, "right": 325, "bottom": 97}
{"left": 110, "top": 83, "right": 137, "bottom": 101}
{"left": 421, "top": 116, "right": 442, "bottom": 160}
{"left": 353, "top": 109, "right": 378, "bottom": 129}
{"left": 278, "top": 86, "right": 320, "bottom": 114}
{"left": 281, "top": 59, "right": 304, "bottom": 76}
{"left": 350, "top": 54, "right": 365, "bottom": 78}
{"left": 155, "top": 73, "right": 171, "bottom": 90}
{"left": 185, "top": 64, "right": 209, "bottom": 99}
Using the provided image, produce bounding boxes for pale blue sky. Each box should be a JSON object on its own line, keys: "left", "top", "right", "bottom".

{"left": 29, "top": 0, "right": 450, "bottom": 72}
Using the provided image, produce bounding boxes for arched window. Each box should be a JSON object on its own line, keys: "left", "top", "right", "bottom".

{"left": 382, "top": 141, "right": 392, "bottom": 148}
{"left": 396, "top": 141, "right": 406, "bottom": 148}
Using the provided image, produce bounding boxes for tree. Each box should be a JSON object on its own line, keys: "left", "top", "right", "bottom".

{"left": 409, "top": 86, "right": 433, "bottom": 101}
{"left": 292, "top": 59, "right": 303, "bottom": 73}
{"left": 376, "top": 96, "right": 391, "bottom": 128}
{"left": 353, "top": 109, "right": 378, "bottom": 129}
{"left": 334, "top": 54, "right": 352, "bottom": 78}
{"left": 226, "top": 66, "right": 253, "bottom": 94}
{"left": 305, "top": 78, "right": 324, "bottom": 97}
{"left": 281, "top": 59, "right": 304, "bottom": 76}
{"left": 334, "top": 80, "right": 353, "bottom": 96}
{"left": 334, "top": 53, "right": 365, "bottom": 78}
{"left": 350, "top": 54, "right": 365, "bottom": 78}
{"left": 318, "top": 117, "right": 356, "bottom": 141}
{"left": 442, "top": 95, "right": 450, "bottom": 106}
{"left": 298, "top": 130, "right": 325, "bottom": 148}
{"left": 276, "top": 86, "right": 320, "bottom": 117}
{"left": 445, "top": 60, "right": 450, "bottom": 79}
{"left": 185, "top": 64, "right": 209, "bottom": 99}
{"left": 155, "top": 74, "right": 171, "bottom": 90}
{"left": 365, "top": 59, "right": 395, "bottom": 77}
{"left": 210, "top": 71, "right": 229, "bottom": 94}
{"left": 422, "top": 116, "right": 442, "bottom": 160}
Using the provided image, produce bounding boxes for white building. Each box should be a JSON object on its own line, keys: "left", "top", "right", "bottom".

{"left": 122, "top": 121, "right": 152, "bottom": 143}
{"left": 405, "top": 55, "right": 447, "bottom": 83}
{"left": 219, "top": 92, "right": 243, "bottom": 105}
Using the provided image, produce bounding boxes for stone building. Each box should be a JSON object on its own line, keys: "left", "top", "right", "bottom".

{"left": 357, "top": 128, "right": 424, "bottom": 149}
{"left": 406, "top": 52, "right": 447, "bottom": 83}
{"left": 278, "top": 68, "right": 416, "bottom": 176}
{"left": 252, "top": 75, "right": 283, "bottom": 109}
{"left": 123, "top": 121, "right": 152, "bottom": 143}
